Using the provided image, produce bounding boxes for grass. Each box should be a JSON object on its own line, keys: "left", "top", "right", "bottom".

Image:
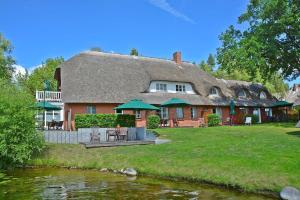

{"left": 30, "top": 122, "right": 300, "bottom": 193}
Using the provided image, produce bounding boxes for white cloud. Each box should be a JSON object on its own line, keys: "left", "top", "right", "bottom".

{"left": 12, "top": 64, "right": 42, "bottom": 79}
{"left": 148, "top": 0, "right": 195, "bottom": 24}
{"left": 13, "top": 64, "right": 26, "bottom": 76}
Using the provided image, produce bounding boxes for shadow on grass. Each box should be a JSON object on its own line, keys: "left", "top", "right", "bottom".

{"left": 287, "top": 131, "right": 300, "bottom": 137}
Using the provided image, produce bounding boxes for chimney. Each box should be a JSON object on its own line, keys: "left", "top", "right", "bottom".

{"left": 173, "top": 51, "right": 182, "bottom": 65}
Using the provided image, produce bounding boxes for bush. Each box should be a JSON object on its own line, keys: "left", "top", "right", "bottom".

{"left": 208, "top": 114, "right": 221, "bottom": 127}
{"left": 147, "top": 115, "right": 160, "bottom": 129}
{"left": 244, "top": 114, "right": 259, "bottom": 124}
{"left": 0, "top": 79, "right": 44, "bottom": 168}
{"left": 75, "top": 114, "right": 135, "bottom": 129}
{"left": 115, "top": 114, "right": 135, "bottom": 127}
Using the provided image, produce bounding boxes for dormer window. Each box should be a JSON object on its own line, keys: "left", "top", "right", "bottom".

{"left": 156, "top": 83, "right": 167, "bottom": 92}
{"left": 259, "top": 91, "right": 267, "bottom": 99}
{"left": 237, "top": 90, "right": 247, "bottom": 98}
{"left": 176, "top": 84, "right": 186, "bottom": 93}
{"left": 209, "top": 87, "right": 219, "bottom": 96}
{"left": 150, "top": 81, "right": 195, "bottom": 94}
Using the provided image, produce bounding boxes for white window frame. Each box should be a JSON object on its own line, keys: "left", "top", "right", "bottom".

{"left": 209, "top": 87, "right": 219, "bottom": 96}
{"left": 156, "top": 83, "right": 167, "bottom": 92}
{"left": 86, "top": 105, "right": 96, "bottom": 114}
{"left": 176, "top": 84, "right": 186, "bottom": 93}
{"left": 160, "top": 107, "right": 169, "bottom": 119}
{"left": 135, "top": 110, "right": 141, "bottom": 119}
{"left": 191, "top": 107, "right": 197, "bottom": 119}
{"left": 260, "top": 91, "right": 267, "bottom": 99}
{"left": 176, "top": 107, "right": 184, "bottom": 119}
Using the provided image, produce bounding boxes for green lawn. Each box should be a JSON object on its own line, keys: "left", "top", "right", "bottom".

{"left": 30, "top": 123, "right": 300, "bottom": 193}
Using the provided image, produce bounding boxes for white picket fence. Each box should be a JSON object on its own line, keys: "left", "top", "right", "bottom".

{"left": 43, "top": 127, "right": 146, "bottom": 144}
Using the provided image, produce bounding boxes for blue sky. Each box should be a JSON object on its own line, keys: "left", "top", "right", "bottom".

{"left": 1, "top": 0, "right": 297, "bottom": 86}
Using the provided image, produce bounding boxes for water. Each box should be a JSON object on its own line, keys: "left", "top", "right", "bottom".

{"left": 0, "top": 168, "right": 275, "bottom": 199}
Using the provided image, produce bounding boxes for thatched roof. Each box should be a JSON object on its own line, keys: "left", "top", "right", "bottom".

{"left": 285, "top": 85, "right": 300, "bottom": 106}
{"left": 59, "top": 51, "right": 276, "bottom": 107}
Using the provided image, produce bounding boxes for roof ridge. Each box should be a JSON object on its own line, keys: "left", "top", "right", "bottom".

{"left": 81, "top": 50, "right": 196, "bottom": 66}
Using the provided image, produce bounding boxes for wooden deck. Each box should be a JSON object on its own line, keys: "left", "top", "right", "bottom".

{"left": 83, "top": 140, "right": 155, "bottom": 148}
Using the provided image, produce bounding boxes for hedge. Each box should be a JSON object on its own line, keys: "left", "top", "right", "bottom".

{"left": 147, "top": 115, "right": 160, "bottom": 129}
{"left": 75, "top": 114, "right": 135, "bottom": 129}
{"left": 208, "top": 114, "right": 221, "bottom": 127}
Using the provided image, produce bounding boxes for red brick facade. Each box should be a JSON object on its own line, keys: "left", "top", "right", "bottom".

{"left": 64, "top": 103, "right": 284, "bottom": 130}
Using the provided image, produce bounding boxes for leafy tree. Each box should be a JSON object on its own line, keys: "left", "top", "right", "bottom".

{"left": 0, "top": 33, "right": 15, "bottom": 80}
{"left": 23, "top": 57, "right": 64, "bottom": 94}
{"left": 207, "top": 53, "right": 216, "bottom": 70}
{"left": 217, "top": 0, "right": 300, "bottom": 80}
{"left": 90, "top": 47, "right": 102, "bottom": 52}
{"left": 0, "top": 79, "right": 44, "bottom": 168}
{"left": 130, "top": 48, "right": 139, "bottom": 56}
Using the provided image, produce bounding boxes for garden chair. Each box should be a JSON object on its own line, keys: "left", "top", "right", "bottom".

{"left": 106, "top": 128, "right": 117, "bottom": 142}
{"left": 117, "top": 128, "right": 128, "bottom": 141}
{"left": 55, "top": 121, "right": 63, "bottom": 130}
{"left": 245, "top": 117, "right": 252, "bottom": 125}
{"left": 160, "top": 119, "right": 168, "bottom": 127}
{"left": 90, "top": 127, "right": 100, "bottom": 144}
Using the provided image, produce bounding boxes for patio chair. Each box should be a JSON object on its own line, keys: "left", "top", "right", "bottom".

{"left": 47, "top": 120, "right": 56, "bottom": 130}
{"left": 117, "top": 128, "right": 128, "bottom": 141}
{"left": 106, "top": 128, "right": 117, "bottom": 142}
{"left": 245, "top": 117, "right": 252, "bottom": 125}
{"left": 160, "top": 119, "right": 168, "bottom": 127}
{"left": 172, "top": 118, "right": 179, "bottom": 128}
{"left": 90, "top": 127, "right": 100, "bottom": 144}
{"left": 55, "top": 121, "right": 63, "bottom": 130}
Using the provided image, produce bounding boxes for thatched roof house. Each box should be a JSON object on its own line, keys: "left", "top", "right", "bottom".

{"left": 58, "top": 51, "right": 276, "bottom": 107}
{"left": 55, "top": 51, "right": 286, "bottom": 130}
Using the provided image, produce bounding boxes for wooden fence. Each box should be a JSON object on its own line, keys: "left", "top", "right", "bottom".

{"left": 43, "top": 127, "right": 146, "bottom": 144}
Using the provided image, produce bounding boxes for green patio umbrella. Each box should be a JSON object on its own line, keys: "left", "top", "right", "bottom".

{"left": 271, "top": 101, "right": 293, "bottom": 107}
{"left": 161, "top": 98, "right": 190, "bottom": 107}
{"left": 229, "top": 100, "right": 236, "bottom": 115}
{"left": 35, "top": 101, "right": 62, "bottom": 111}
{"left": 114, "top": 99, "right": 159, "bottom": 110}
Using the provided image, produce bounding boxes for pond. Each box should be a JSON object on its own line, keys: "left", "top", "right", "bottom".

{"left": 0, "top": 168, "right": 275, "bottom": 199}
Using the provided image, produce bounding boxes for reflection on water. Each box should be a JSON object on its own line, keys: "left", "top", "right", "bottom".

{"left": 0, "top": 168, "right": 274, "bottom": 199}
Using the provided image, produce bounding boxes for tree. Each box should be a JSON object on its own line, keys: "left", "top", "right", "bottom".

{"left": 207, "top": 54, "right": 216, "bottom": 70}
{"left": 199, "top": 60, "right": 213, "bottom": 74}
{"left": 0, "top": 79, "right": 44, "bottom": 168}
{"left": 0, "top": 33, "right": 15, "bottom": 80}
{"left": 130, "top": 48, "right": 139, "bottom": 56}
{"left": 90, "top": 47, "right": 102, "bottom": 52}
{"left": 23, "top": 57, "right": 64, "bottom": 94}
{"left": 217, "top": 0, "right": 300, "bottom": 80}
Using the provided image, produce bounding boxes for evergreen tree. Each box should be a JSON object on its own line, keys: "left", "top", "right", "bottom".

{"left": 207, "top": 54, "right": 216, "bottom": 70}
{"left": 130, "top": 48, "right": 139, "bottom": 56}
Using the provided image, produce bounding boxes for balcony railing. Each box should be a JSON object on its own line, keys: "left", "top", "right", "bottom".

{"left": 36, "top": 91, "right": 62, "bottom": 102}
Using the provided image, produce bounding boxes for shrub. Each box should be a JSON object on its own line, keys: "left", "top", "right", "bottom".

{"left": 75, "top": 114, "right": 135, "bottom": 129}
{"left": 244, "top": 114, "right": 259, "bottom": 124}
{"left": 0, "top": 79, "right": 44, "bottom": 168}
{"left": 208, "top": 114, "right": 221, "bottom": 127}
{"left": 147, "top": 115, "right": 160, "bottom": 129}
{"left": 115, "top": 114, "right": 135, "bottom": 127}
